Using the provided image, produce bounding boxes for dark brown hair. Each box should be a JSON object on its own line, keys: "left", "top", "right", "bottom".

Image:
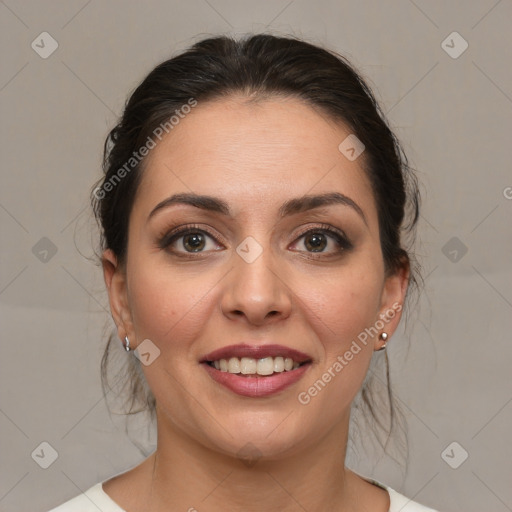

{"left": 93, "top": 33, "right": 420, "bottom": 463}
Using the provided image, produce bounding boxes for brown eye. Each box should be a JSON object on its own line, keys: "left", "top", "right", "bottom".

{"left": 182, "top": 232, "right": 206, "bottom": 252}
{"left": 159, "top": 226, "right": 224, "bottom": 255}
{"left": 304, "top": 233, "right": 327, "bottom": 252}
{"left": 289, "top": 226, "right": 353, "bottom": 256}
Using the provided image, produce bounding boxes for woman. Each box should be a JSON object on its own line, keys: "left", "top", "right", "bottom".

{"left": 50, "top": 34, "right": 439, "bottom": 511}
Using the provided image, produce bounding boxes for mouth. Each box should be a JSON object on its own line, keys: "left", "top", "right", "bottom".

{"left": 203, "top": 356, "right": 310, "bottom": 377}
{"left": 200, "top": 344, "right": 313, "bottom": 397}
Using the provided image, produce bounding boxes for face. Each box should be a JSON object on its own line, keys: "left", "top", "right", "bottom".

{"left": 103, "top": 95, "right": 407, "bottom": 460}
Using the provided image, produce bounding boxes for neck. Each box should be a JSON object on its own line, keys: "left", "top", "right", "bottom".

{"left": 137, "top": 410, "right": 365, "bottom": 512}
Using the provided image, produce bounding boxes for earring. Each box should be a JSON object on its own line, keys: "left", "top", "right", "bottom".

{"left": 376, "top": 332, "right": 388, "bottom": 351}
{"left": 123, "top": 336, "right": 131, "bottom": 352}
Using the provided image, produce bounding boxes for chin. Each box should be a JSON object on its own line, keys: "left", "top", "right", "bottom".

{"left": 201, "top": 412, "right": 315, "bottom": 463}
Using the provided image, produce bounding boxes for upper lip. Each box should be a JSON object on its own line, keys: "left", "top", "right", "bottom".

{"left": 201, "top": 344, "right": 312, "bottom": 363}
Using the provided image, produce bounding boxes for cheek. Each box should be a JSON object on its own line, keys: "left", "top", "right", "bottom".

{"left": 293, "top": 263, "right": 383, "bottom": 410}
{"left": 126, "top": 261, "right": 219, "bottom": 352}
{"left": 297, "top": 262, "right": 383, "bottom": 345}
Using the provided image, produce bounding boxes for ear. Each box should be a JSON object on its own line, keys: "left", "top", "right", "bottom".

{"left": 374, "top": 257, "right": 410, "bottom": 350}
{"left": 102, "top": 249, "right": 135, "bottom": 344}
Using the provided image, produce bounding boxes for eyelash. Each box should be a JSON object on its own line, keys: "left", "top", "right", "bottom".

{"left": 157, "top": 223, "right": 352, "bottom": 258}
{"left": 293, "top": 224, "right": 353, "bottom": 256}
{"left": 157, "top": 224, "right": 223, "bottom": 256}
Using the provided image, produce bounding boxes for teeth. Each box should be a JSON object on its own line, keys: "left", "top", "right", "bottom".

{"left": 209, "top": 356, "right": 304, "bottom": 376}
{"left": 240, "top": 357, "right": 257, "bottom": 374}
{"left": 257, "top": 357, "right": 274, "bottom": 376}
{"left": 227, "top": 357, "right": 240, "bottom": 373}
{"left": 273, "top": 356, "right": 285, "bottom": 372}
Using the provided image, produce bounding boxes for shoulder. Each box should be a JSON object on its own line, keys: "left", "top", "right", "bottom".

{"left": 49, "top": 475, "right": 440, "bottom": 512}
{"left": 358, "top": 474, "right": 439, "bottom": 512}
{"left": 377, "top": 481, "right": 439, "bottom": 512}
{"left": 47, "top": 482, "right": 125, "bottom": 512}
{"left": 387, "top": 486, "right": 440, "bottom": 511}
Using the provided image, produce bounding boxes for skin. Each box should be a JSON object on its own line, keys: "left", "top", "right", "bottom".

{"left": 102, "top": 95, "right": 409, "bottom": 511}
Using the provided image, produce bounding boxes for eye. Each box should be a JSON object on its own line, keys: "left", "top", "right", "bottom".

{"left": 158, "top": 226, "right": 224, "bottom": 254}
{"left": 290, "top": 225, "right": 352, "bottom": 255}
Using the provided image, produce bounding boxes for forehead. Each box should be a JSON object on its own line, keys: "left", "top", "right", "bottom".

{"left": 134, "top": 95, "right": 376, "bottom": 222}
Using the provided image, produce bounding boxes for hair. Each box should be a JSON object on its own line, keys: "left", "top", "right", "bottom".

{"left": 92, "top": 33, "right": 421, "bottom": 465}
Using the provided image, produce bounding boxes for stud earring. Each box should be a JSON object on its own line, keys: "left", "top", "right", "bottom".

{"left": 123, "top": 336, "right": 131, "bottom": 352}
{"left": 376, "top": 332, "right": 388, "bottom": 351}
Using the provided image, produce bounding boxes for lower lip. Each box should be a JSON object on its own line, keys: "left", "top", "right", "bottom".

{"left": 202, "top": 363, "right": 311, "bottom": 398}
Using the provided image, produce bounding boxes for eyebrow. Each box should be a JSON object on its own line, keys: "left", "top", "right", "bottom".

{"left": 148, "top": 191, "right": 366, "bottom": 224}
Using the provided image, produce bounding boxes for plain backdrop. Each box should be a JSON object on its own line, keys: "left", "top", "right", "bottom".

{"left": 1, "top": 1, "right": 511, "bottom": 511}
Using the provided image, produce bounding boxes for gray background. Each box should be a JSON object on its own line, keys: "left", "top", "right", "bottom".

{"left": 1, "top": 1, "right": 511, "bottom": 511}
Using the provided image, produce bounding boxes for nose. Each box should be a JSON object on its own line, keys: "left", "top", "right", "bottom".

{"left": 220, "top": 246, "right": 292, "bottom": 326}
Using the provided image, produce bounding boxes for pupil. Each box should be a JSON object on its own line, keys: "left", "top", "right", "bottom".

{"left": 305, "top": 233, "right": 326, "bottom": 252}
{"left": 184, "top": 233, "right": 205, "bottom": 252}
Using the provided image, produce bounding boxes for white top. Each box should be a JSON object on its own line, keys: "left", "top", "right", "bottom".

{"left": 48, "top": 476, "right": 439, "bottom": 511}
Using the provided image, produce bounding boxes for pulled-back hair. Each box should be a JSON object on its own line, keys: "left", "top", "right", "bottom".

{"left": 92, "top": 33, "right": 420, "bottom": 464}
